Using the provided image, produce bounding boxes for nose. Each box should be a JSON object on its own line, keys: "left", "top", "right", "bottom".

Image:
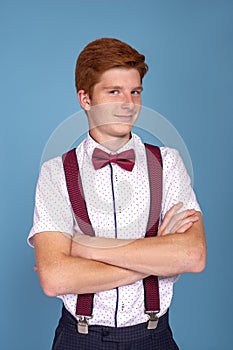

{"left": 121, "top": 93, "right": 134, "bottom": 110}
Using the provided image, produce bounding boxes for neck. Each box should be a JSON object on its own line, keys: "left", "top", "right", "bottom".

{"left": 89, "top": 130, "right": 131, "bottom": 151}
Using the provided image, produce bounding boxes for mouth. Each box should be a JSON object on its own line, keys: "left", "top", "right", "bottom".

{"left": 114, "top": 114, "right": 134, "bottom": 122}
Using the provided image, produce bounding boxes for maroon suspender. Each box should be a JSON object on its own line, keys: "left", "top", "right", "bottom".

{"left": 143, "top": 143, "right": 162, "bottom": 329}
{"left": 62, "top": 150, "right": 94, "bottom": 333}
{"left": 62, "top": 149, "right": 94, "bottom": 237}
{"left": 62, "top": 144, "right": 163, "bottom": 333}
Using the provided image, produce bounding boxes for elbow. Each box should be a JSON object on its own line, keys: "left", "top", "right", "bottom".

{"left": 192, "top": 255, "right": 206, "bottom": 273}
{"left": 41, "top": 281, "right": 58, "bottom": 297}
{"left": 37, "top": 266, "right": 64, "bottom": 297}
{"left": 39, "top": 274, "right": 59, "bottom": 297}
{"left": 43, "top": 287, "right": 57, "bottom": 298}
{"left": 189, "top": 244, "right": 207, "bottom": 273}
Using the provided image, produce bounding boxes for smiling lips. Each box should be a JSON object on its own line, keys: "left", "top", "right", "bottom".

{"left": 114, "top": 114, "right": 134, "bottom": 121}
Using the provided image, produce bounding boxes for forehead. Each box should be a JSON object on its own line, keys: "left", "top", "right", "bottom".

{"left": 96, "top": 67, "right": 141, "bottom": 87}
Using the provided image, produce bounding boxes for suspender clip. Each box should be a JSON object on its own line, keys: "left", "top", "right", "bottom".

{"left": 146, "top": 311, "right": 159, "bottom": 330}
{"left": 77, "top": 316, "right": 91, "bottom": 334}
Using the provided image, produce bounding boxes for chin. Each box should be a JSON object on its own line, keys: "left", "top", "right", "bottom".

{"left": 110, "top": 124, "right": 133, "bottom": 138}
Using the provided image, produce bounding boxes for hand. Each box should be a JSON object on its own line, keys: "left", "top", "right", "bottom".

{"left": 158, "top": 202, "right": 199, "bottom": 236}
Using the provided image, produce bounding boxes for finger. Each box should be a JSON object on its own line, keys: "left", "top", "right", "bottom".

{"left": 167, "top": 213, "right": 198, "bottom": 233}
{"left": 176, "top": 221, "right": 193, "bottom": 233}
{"left": 174, "top": 209, "right": 197, "bottom": 221}
{"left": 171, "top": 215, "right": 199, "bottom": 233}
{"left": 182, "top": 209, "right": 198, "bottom": 218}
{"left": 160, "top": 202, "right": 184, "bottom": 230}
{"left": 165, "top": 211, "right": 188, "bottom": 233}
{"left": 165, "top": 202, "right": 184, "bottom": 219}
{"left": 168, "top": 210, "right": 198, "bottom": 230}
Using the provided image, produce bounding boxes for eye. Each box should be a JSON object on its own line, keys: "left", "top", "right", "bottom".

{"left": 109, "top": 90, "right": 119, "bottom": 95}
{"left": 131, "top": 90, "right": 142, "bottom": 96}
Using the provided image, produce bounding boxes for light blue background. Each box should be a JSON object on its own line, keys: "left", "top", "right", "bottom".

{"left": 1, "top": 0, "right": 232, "bottom": 349}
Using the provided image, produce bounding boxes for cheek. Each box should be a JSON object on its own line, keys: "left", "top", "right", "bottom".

{"left": 134, "top": 95, "right": 142, "bottom": 106}
{"left": 90, "top": 92, "right": 116, "bottom": 105}
{"left": 91, "top": 103, "right": 119, "bottom": 115}
{"left": 89, "top": 105, "right": 115, "bottom": 125}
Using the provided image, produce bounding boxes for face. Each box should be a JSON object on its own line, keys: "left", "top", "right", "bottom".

{"left": 78, "top": 67, "right": 142, "bottom": 149}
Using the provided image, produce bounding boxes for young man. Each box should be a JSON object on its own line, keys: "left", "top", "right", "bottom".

{"left": 28, "top": 38, "right": 206, "bottom": 349}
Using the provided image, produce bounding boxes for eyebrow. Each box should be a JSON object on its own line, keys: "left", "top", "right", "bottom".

{"left": 103, "top": 85, "right": 143, "bottom": 91}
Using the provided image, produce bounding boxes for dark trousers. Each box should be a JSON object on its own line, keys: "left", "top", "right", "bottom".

{"left": 52, "top": 306, "right": 179, "bottom": 350}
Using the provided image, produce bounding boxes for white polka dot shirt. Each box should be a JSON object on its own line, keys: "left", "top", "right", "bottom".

{"left": 28, "top": 133, "right": 201, "bottom": 327}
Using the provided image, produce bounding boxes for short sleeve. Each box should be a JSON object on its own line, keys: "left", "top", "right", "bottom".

{"left": 27, "top": 157, "right": 75, "bottom": 247}
{"left": 160, "top": 147, "right": 201, "bottom": 219}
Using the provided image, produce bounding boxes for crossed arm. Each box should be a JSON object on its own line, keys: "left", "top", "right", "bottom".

{"left": 34, "top": 203, "right": 206, "bottom": 297}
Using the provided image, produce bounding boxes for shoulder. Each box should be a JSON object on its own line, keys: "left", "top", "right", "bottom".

{"left": 40, "top": 141, "right": 84, "bottom": 177}
{"left": 40, "top": 156, "right": 63, "bottom": 179}
{"left": 145, "top": 145, "right": 182, "bottom": 168}
{"left": 160, "top": 146, "right": 186, "bottom": 170}
{"left": 160, "top": 146, "right": 180, "bottom": 162}
{"left": 39, "top": 140, "right": 87, "bottom": 184}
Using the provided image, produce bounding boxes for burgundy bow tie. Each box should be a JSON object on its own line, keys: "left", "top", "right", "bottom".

{"left": 92, "top": 148, "right": 135, "bottom": 171}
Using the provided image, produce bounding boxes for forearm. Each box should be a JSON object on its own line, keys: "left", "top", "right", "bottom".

{"left": 90, "top": 235, "right": 197, "bottom": 276}
{"left": 34, "top": 232, "right": 146, "bottom": 297}
{"left": 45, "top": 256, "right": 146, "bottom": 296}
{"left": 76, "top": 236, "right": 187, "bottom": 276}
{"left": 76, "top": 213, "right": 206, "bottom": 276}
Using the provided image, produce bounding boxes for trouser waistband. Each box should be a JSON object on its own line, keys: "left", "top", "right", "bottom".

{"left": 60, "top": 306, "right": 170, "bottom": 342}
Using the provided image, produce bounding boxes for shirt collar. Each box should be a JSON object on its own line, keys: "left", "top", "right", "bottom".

{"left": 84, "top": 132, "right": 137, "bottom": 161}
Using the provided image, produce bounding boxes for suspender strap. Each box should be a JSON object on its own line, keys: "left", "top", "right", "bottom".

{"left": 62, "top": 150, "right": 95, "bottom": 237}
{"left": 144, "top": 144, "right": 163, "bottom": 329}
{"left": 62, "top": 150, "right": 94, "bottom": 334}
{"left": 62, "top": 144, "right": 162, "bottom": 333}
{"left": 144, "top": 144, "right": 162, "bottom": 239}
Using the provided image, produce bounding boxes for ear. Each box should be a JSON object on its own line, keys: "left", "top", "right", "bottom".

{"left": 78, "top": 90, "right": 91, "bottom": 110}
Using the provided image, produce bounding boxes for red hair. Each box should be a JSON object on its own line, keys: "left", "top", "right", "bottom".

{"left": 75, "top": 38, "right": 148, "bottom": 98}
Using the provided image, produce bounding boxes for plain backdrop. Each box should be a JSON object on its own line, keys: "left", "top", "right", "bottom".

{"left": 1, "top": 0, "right": 232, "bottom": 349}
